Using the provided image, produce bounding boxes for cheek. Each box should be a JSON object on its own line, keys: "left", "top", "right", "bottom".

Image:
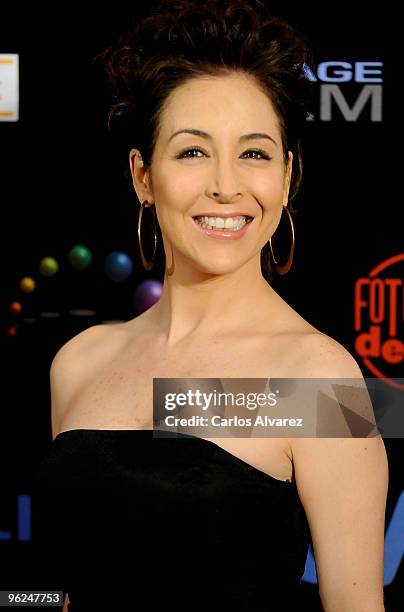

{"left": 253, "top": 169, "right": 286, "bottom": 209}
{"left": 153, "top": 166, "right": 201, "bottom": 209}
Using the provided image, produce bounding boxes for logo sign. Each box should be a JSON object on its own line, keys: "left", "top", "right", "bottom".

{"left": 354, "top": 254, "right": 404, "bottom": 390}
{"left": 303, "top": 61, "right": 383, "bottom": 122}
{"left": 0, "top": 54, "right": 19, "bottom": 122}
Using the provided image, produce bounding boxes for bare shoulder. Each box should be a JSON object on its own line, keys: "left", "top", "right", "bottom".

{"left": 50, "top": 322, "right": 127, "bottom": 375}
{"left": 285, "top": 328, "right": 387, "bottom": 499}
{"left": 50, "top": 323, "right": 126, "bottom": 438}
{"left": 287, "top": 329, "right": 364, "bottom": 377}
{"left": 266, "top": 293, "right": 361, "bottom": 377}
{"left": 289, "top": 330, "right": 387, "bottom": 456}
{"left": 287, "top": 329, "right": 375, "bottom": 450}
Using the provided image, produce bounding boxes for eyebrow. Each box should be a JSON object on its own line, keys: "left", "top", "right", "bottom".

{"left": 168, "top": 128, "right": 278, "bottom": 147}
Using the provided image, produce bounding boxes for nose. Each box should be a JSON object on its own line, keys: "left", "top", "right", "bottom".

{"left": 210, "top": 190, "right": 242, "bottom": 203}
{"left": 207, "top": 158, "right": 243, "bottom": 203}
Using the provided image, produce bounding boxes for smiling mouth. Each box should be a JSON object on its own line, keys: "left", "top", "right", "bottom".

{"left": 192, "top": 215, "right": 254, "bottom": 230}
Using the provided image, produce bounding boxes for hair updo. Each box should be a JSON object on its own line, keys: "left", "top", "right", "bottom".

{"left": 95, "top": 0, "right": 315, "bottom": 282}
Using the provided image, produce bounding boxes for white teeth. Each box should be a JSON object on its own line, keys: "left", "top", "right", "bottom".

{"left": 195, "top": 215, "right": 247, "bottom": 230}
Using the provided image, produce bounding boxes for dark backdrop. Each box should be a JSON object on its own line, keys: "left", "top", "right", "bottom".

{"left": 0, "top": 2, "right": 401, "bottom": 610}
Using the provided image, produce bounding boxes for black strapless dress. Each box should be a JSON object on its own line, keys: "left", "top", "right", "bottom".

{"left": 30, "top": 429, "right": 311, "bottom": 611}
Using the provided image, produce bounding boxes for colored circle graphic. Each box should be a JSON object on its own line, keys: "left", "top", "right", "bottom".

{"left": 104, "top": 251, "right": 133, "bottom": 282}
{"left": 133, "top": 279, "right": 163, "bottom": 315}
{"left": 20, "top": 277, "right": 36, "bottom": 293}
{"left": 39, "top": 257, "right": 59, "bottom": 277}
{"left": 10, "top": 301, "right": 22, "bottom": 314}
{"left": 68, "top": 245, "right": 93, "bottom": 270}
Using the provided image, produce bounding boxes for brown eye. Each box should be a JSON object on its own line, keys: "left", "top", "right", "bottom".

{"left": 177, "top": 147, "right": 206, "bottom": 158}
{"left": 242, "top": 149, "right": 271, "bottom": 160}
{"left": 176, "top": 147, "right": 271, "bottom": 160}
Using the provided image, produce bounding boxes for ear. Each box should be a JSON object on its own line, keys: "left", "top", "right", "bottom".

{"left": 128, "top": 148, "right": 154, "bottom": 204}
{"left": 283, "top": 150, "right": 293, "bottom": 205}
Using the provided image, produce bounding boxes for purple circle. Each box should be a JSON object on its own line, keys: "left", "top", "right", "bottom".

{"left": 133, "top": 279, "right": 163, "bottom": 314}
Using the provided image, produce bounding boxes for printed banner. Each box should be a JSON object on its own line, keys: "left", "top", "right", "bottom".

{"left": 153, "top": 377, "right": 404, "bottom": 438}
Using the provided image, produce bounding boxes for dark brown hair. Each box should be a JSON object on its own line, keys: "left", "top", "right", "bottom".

{"left": 95, "top": 0, "right": 315, "bottom": 282}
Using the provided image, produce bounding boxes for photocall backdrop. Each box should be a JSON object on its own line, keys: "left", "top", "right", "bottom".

{"left": 0, "top": 2, "right": 401, "bottom": 610}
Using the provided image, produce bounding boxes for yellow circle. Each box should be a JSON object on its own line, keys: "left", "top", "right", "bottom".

{"left": 20, "top": 277, "right": 36, "bottom": 293}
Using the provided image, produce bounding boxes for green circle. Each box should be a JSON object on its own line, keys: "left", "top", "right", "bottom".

{"left": 68, "top": 245, "right": 93, "bottom": 270}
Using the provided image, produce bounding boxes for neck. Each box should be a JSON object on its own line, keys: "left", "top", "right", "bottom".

{"left": 146, "top": 253, "right": 280, "bottom": 347}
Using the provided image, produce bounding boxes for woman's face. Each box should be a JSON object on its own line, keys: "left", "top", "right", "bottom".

{"left": 130, "top": 72, "right": 292, "bottom": 278}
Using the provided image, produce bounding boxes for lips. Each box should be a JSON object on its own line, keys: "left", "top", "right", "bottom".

{"left": 192, "top": 213, "right": 254, "bottom": 219}
{"left": 191, "top": 214, "right": 253, "bottom": 239}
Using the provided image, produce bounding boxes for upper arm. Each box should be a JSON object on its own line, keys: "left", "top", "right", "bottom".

{"left": 50, "top": 324, "right": 113, "bottom": 440}
{"left": 291, "top": 333, "right": 389, "bottom": 611}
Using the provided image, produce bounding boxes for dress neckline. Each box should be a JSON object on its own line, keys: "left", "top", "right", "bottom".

{"left": 54, "top": 428, "right": 295, "bottom": 487}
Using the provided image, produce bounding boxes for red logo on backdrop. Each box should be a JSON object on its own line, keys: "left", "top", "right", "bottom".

{"left": 354, "top": 254, "right": 404, "bottom": 390}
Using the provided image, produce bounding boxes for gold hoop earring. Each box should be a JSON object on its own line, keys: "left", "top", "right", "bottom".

{"left": 268, "top": 205, "right": 295, "bottom": 275}
{"left": 137, "top": 200, "right": 157, "bottom": 271}
{"left": 165, "top": 242, "right": 175, "bottom": 276}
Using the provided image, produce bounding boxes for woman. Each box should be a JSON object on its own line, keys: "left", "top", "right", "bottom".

{"left": 31, "top": 1, "right": 388, "bottom": 610}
